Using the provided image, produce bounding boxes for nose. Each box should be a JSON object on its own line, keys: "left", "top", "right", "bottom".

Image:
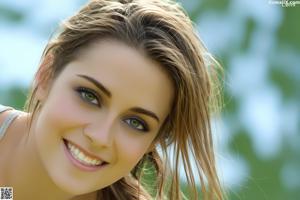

{"left": 83, "top": 118, "right": 115, "bottom": 148}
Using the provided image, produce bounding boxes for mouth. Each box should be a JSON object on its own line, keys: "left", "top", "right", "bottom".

{"left": 62, "top": 139, "right": 108, "bottom": 171}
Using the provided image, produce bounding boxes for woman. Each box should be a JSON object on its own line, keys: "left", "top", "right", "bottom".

{"left": 0, "top": 0, "right": 224, "bottom": 199}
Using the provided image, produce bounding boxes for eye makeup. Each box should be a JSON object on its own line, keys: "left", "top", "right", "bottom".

{"left": 73, "top": 85, "right": 151, "bottom": 133}
{"left": 123, "top": 116, "right": 150, "bottom": 132}
{"left": 74, "top": 86, "right": 102, "bottom": 107}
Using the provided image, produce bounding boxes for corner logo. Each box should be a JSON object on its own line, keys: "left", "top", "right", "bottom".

{"left": 268, "top": 0, "right": 300, "bottom": 7}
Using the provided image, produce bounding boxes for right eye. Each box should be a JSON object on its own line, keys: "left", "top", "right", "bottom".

{"left": 75, "top": 87, "right": 101, "bottom": 107}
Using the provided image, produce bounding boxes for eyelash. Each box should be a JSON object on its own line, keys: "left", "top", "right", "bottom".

{"left": 75, "top": 87, "right": 101, "bottom": 107}
{"left": 124, "top": 117, "right": 149, "bottom": 132}
{"left": 75, "top": 86, "right": 149, "bottom": 132}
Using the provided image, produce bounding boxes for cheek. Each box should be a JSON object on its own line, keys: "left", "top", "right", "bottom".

{"left": 116, "top": 134, "right": 154, "bottom": 167}
{"left": 39, "top": 90, "right": 89, "bottom": 131}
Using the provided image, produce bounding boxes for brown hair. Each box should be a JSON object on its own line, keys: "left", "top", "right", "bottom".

{"left": 25, "top": 0, "right": 224, "bottom": 199}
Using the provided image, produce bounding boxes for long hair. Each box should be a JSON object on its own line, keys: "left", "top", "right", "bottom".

{"left": 24, "top": 0, "right": 224, "bottom": 199}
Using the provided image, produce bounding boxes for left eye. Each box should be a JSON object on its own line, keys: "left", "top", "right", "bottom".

{"left": 124, "top": 118, "right": 148, "bottom": 132}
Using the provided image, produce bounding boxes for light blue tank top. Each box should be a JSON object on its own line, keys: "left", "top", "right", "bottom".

{"left": 0, "top": 104, "right": 22, "bottom": 140}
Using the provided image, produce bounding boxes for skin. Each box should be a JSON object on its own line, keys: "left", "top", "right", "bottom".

{"left": 0, "top": 39, "right": 174, "bottom": 200}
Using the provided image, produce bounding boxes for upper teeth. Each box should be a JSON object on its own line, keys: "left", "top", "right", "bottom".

{"left": 67, "top": 141, "right": 102, "bottom": 166}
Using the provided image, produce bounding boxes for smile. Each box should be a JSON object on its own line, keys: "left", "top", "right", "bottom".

{"left": 63, "top": 139, "right": 107, "bottom": 171}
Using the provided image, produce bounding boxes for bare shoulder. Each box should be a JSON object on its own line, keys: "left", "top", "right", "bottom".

{"left": 0, "top": 106, "right": 27, "bottom": 126}
{"left": 0, "top": 107, "right": 29, "bottom": 144}
{"left": 0, "top": 108, "right": 16, "bottom": 169}
{"left": 0, "top": 107, "right": 14, "bottom": 126}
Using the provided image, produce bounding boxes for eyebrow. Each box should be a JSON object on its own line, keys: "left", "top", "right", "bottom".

{"left": 130, "top": 107, "right": 160, "bottom": 123}
{"left": 76, "top": 74, "right": 160, "bottom": 123}
{"left": 76, "top": 74, "right": 112, "bottom": 98}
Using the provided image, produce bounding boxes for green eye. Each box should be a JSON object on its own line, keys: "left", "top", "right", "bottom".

{"left": 131, "top": 119, "right": 141, "bottom": 128}
{"left": 124, "top": 118, "right": 149, "bottom": 132}
{"left": 84, "top": 92, "right": 96, "bottom": 101}
{"left": 76, "top": 87, "right": 100, "bottom": 106}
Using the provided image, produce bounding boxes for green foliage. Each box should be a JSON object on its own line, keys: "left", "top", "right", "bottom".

{"left": 278, "top": 7, "right": 300, "bottom": 49}
{"left": 0, "top": 5, "right": 24, "bottom": 22}
{"left": 0, "top": 85, "right": 28, "bottom": 110}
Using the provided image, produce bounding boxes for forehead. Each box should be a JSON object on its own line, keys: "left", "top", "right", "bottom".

{"left": 56, "top": 39, "right": 174, "bottom": 121}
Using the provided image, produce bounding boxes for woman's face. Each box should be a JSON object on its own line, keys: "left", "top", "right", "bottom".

{"left": 33, "top": 39, "right": 174, "bottom": 195}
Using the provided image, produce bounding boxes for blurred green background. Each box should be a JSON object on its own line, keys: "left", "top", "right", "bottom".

{"left": 0, "top": 0, "right": 299, "bottom": 199}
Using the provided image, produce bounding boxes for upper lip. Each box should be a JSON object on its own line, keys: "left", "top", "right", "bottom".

{"left": 63, "top": 139, "right": 107, "bottom": 163}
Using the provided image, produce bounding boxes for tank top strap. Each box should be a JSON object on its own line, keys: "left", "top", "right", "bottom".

{"left": 0, "top": 104, "right": 13, "bottom": 113}
{"left": 0, "top": 105, "right": 22, "bottom": 140}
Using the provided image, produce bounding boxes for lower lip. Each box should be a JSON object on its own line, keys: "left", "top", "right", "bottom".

{"left": 62, "top": 139, "right": 105, "bottom": 172}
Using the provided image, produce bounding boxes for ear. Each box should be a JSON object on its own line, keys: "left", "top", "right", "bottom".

{"left": 34, "top": 54, "right": 54, "bottom": 102}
